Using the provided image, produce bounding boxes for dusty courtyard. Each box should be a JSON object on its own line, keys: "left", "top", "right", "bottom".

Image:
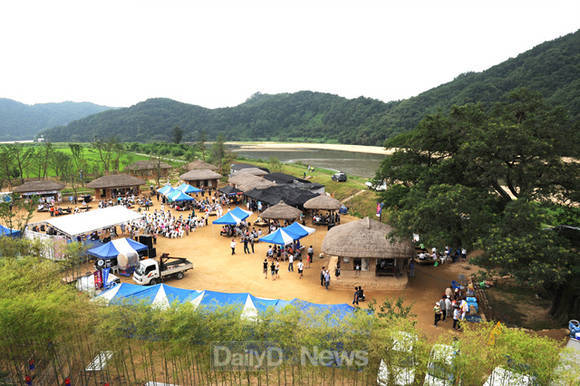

{"left": 28, "top": 200, "right": 476, "bottom": 338}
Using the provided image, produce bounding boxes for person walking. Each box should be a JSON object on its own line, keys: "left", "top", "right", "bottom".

{"left": 324, "top": 269, "right": 330, "bottom": 289}
{"left": 275, "top": 260, "right": 280, "bottom": 279}
{"left": 270, "top": 260, "right": 276, "bottom": 281}
{"left": 307, "top": 246, "right": 313, "bottom": 268}
{"left": 250, "top": 235, "right": 255, "bottom": 253}
{"left": 230, "top": 239, "right": 236, "bottom": 255}
{"left": 288, "top": 253, "right": 294, "bottom": 272}
{"left": 263, "top": 259, "right": 268, "bottom": 279}
{"left": 243, "top": 236, "right": 250, "bottom": 254}
{"left": 320, "top": 267, "right": 325, "bottom": 286}
{"left": 352, "top": 287, "right": 359, "bottom": 305}
{"left": 439, "top": 296, "right": 447, "bottom": 321}
{"left": 409, "top": 260, "right": 415, "bottom": 278}
{"left": 433, "top": 302, "right": 442, "bottom": 327}
{"left": 297, "top": 260, "right": 304, "bottom": 279}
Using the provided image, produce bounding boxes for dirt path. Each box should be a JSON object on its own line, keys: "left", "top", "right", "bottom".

{"left": 341, "top": 189, "right": 366, "bottom": 204}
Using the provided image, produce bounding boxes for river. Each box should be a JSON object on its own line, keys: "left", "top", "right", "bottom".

{"left": 228, "top": 144, "right": 386, "bottom": 178}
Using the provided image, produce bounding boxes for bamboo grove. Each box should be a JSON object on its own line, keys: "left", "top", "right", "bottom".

{"left": 0, "top": 239, "right": 576, "bottom": 385}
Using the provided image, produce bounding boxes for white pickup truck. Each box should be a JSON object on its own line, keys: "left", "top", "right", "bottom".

{"left": 133, "top": 254, "right": 193, "bottom": 285}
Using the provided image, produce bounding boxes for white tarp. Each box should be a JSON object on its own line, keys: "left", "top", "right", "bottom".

{"left": 43, "top": 206, "right": 143, "bottom": 237}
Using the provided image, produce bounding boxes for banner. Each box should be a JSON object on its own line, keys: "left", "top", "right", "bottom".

{"left": 102, "top": 267, "right": 110, "bottom": 288}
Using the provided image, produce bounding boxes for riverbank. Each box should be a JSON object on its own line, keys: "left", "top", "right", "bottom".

{"left": 226, "top": 141, "right": 396, "bottom": 155}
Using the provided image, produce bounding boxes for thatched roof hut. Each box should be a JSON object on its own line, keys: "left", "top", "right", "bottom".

{"left": 179, "top": 169, "right": 222, "bottom": 181}
{"left": 235, "top": 167, "right": 269, "bottom": 177}
{"left": 12, "top": 180, "right": 65, "bottom": 193}
{"left": 186, "top": 160, "right": 218, "bottom": 171}
{"left": 322, "top": 217, "right": 413, "bottom": 258}
{"left": 260, "top": 201, "right": 302, "bottom": 221}
{"left": 87, "top": 174, "right": 145, "bottom": 189}
{"left": 125, "top": 160, "right": 172, "bottom": 171}
{"left": 229, "top": 174, "right": 276, "bottom": 192}
{"left": 304, "top": 194, "right": 341, "bottom": 211}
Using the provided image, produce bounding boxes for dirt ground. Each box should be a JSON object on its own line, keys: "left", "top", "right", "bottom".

{"left": 23, "top": 200, "right": 544, "bottom": 341}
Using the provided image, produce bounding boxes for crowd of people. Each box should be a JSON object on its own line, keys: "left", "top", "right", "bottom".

{"left": 258, "top": 242, "right": 312, "bottom": 281}
{"left": 133, "top": 209, "right": 208, "bottom": 239}
{"left": 433, "top": 282, "right": 475, "bottom": 330}
{"left": 416, "top": 245, "right": 467, "bottom": 265}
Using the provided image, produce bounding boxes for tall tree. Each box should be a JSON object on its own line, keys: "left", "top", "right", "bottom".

{"left": 171, "top": 126, "right": 183, "bottom": 144}
{"left": 377, "top": 89, "right": 579, "bottom": 321}
{"left": 197, "top": 130, "right": 207, "bottom": 161}
{"left": 2, "top": 144, "right": 36, "bottom": 184}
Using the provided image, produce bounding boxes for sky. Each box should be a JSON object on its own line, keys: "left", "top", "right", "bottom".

{"left": 0, "top": 0, "right": 578, "bottom": 108}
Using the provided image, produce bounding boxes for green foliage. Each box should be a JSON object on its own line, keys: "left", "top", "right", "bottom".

{"left": 268, "top": 156, "right": 282, "bottom": 172}
{"left": 0, "top": 98, "right": 110, "bottom": 140}
{"left": 41, "top": 31, "right": 580, "bottom": 145}
{"left": 367, "top": 297, "right": 416, "bottom": 321}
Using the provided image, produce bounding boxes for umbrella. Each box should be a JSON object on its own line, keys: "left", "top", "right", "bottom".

{"left": 258, "top": 228, "right": 297, "bottom": 245}
{"left": 167, "top": 190, "right": 195, "bottom": 202}
{"left": 260, "top": 201, "right": 302, "bottom": 221}
{"left": 177, "top": 183, "right": 202, "bottom": 194}
{"left": 157, "top": 185, "right": 173, "bottom": 195}
{"left": 283, "top": 222, "right": 315, "bottom": 239}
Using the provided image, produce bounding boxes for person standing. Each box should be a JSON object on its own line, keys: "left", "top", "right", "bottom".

{"left": 409, "top": 260, "right": 415, "bottom": 278}
{"left": 324, "top": 269, "right": 330, "bottom": 289}
{"left": 288, "top": 253, "right": 294, "bottom": 272}
{"left": 352, "top": 287, "right": 359, "bottom": 305}
{"left": 453, "top": 305, "right": 461, "bottom": 330}
{"left": 445, "top": 296, "right": 452, "bottom": 322}
{"left": 230, "top": 239, "right": 236, "bottom": 255}
{"left": 275, "top": 260, "right": 280, "bottom": 279}
{"left": 263, "top": 259, "right": 268, "bottom": 279}
{"left": 270, "top": 260, "right": 276, "bottom": 281}
{"left": 439, "top": 296, "right": 447, "bottom": 321}
{"left": 250, "top": 234, "right": 255, "bottom": 253}
{"left": 307, "top": 246, "right": 313, "bottom": 268}
{"left": 434, "top": 302, "right": 442, "bottom": 327}
{"left": 320, "top": 267, "right": 325, "bottom": 286}
{"left": 243, "top": 236, "right": 250, "bottom": 254}
{"left": 297, "top": 260, "right": 304, "bottom": 279}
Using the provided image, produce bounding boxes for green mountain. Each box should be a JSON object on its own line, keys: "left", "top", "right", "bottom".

{"left": 42, "top": 30, "right": 579, "bottom": 145}
{"left": 0, "top": 99, "right": 111, "bottom": 140}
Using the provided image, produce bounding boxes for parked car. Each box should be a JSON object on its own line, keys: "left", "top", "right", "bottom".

{"left": 377, "top": 331, "right": 417, "bottom": 385}
{"left": 331, "top": 171, "right": 347, "bottom": 182}
{"left": 133, "top": 253, "right": 193, "bottom": 285}
{"left": 424, "top": 344, "right": 458, "bottom": 385}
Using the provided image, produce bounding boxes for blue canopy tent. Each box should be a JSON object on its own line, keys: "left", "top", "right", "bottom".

{"left": 259, "top": 228, "right": 296, "bottom": 245}
{"left": 166, "top": 190, "right": 195, "bottom": 202}
{"left": 197, "top": 290, "right": 249, "bottom": 310}
{"left": 176, "top": 183, "right": 202, "bottom": 194}
{"left": 157, "top": 185, "right": 173, "bottom": 195}
{"left": 0, "top": 224, "right": 20, "bottom": 238}
{"left": 87, "top": 238, "right": 148, "bottom": 259}
{"left": 213, "top": 207, "right": 251, "bottom": 225}
{"left": 282, "top": 222, "right": 315, "bottom": 239}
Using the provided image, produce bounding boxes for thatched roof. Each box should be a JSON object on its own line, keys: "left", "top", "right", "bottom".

{"left": 179, "top": 169, "right": 222, "bottom": 181}
{"left": 87, "top": 174, "right": 145, "bottom": 189}
{"left": 322, "top": 217, "right": 413, "bottom": 258}
{"left": 187, "top": 160, "right": 218, "bottom": 171}
{"left": 304, "top": 194, "right": 341, "bottom": 210}
{"left": 260, "top": 201, "right": 302, "bottom": 220}
{"left": 125, "top": 160, "right": 172, "bottom": 171}
{"left": 235, "top": 167, "right": 268, "bottom": 176}
{"left": 228, "top": 174, "right": 276, "bottom": 192}
{"left": 13, "top": 180, "right": 65, "bottom": 193}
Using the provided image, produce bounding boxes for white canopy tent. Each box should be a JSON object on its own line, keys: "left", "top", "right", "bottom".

{"left": 43, "top": 206, "right": 143, "bottom": 237}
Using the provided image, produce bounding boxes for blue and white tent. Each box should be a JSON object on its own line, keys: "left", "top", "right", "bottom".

{"left": 157, "top": 185, "right": 173, "bottom": 195}
{"left": 259, "top": 228, "right": 296, "bottom": 245}
{"left": 0, "top": 224, "right": 20, "bottom": 238}
{"left": 87, "top": 238, "right": 148, "bottom": 259}
{"left": 213, "top": 207, "right": 251, "bottom": 225}
{"left": 176, "top": 183, "right": 202, "bottom": 194}
{"left": 96, "top": 283, "right": 356, "bottom": 321}
{"left": 282, "top": 222, "right": 315, "bottom": 239}
{"left": 166, "top": 190, "right": 195, "bottom": 202}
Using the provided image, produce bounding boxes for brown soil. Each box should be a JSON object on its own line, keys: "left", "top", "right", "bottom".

{"left": 21, "top": 200, "right": 554, "bottom": 341}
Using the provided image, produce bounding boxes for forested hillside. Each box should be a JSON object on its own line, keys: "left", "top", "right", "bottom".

{"left": 0, "top": 99, "right": 110, "bottom": 140}
{"left": 42, "top": 30, "right": 579, "bottom": 145}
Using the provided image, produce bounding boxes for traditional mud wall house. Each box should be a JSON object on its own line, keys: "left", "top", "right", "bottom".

{"left": 125, "top": 160, "right": 172, "bottom": 178}
{"left": 322, "top": 217, "right": 414, "bottom": 290}
{"left": 87, "top": 174, "right": 145, "bottom": 200}
{"left": 179, "top": 169, "right": 222, "bottom": 190}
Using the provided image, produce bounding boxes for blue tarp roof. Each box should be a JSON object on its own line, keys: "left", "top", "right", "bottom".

{"left": 87, "top": 238, "right": 148, "bottom": 259}
{"left": 157, "top": 185, "right": 173, "bottom": 194}
{"left": 167, "top": 190, "right": 194, "bottom": 202}
{"left": 259, "top": 228, "right": 296, "bottom": 245}
{"left": 177, "top": 183, "right": 202, "bottom": 194}
{"left": 0, "top": 224, "right": 20, "bottom": 238}
{"left": 230, "top": 207, "right": 251, "bottom": 220}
